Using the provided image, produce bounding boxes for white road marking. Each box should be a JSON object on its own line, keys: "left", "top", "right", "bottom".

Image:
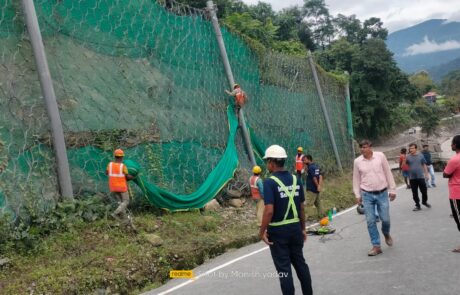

{"left": 157, "top": 184, "right": 406, "bottom": 294}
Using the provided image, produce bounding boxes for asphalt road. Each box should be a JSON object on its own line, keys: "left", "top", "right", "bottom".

{"left": 147, "top": 173, "right": 459, "bottom": 295}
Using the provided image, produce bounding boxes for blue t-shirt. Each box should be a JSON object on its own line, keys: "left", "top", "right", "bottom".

{"left": 306, "top": 163, "right": 321, "bottom": 193}
{"left": 406, "top": 153, "right": 427, "bottom": 179}
{"left": 421, "top": 150, "right": 432, "bottom": 165}
{"left": 263, "top": 171, "right": 305, "bottom": 227}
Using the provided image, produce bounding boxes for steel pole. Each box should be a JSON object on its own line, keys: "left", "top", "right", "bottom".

{"left": 344, "top": 71, "right": 356, "bottom": 157}
{"left": 21, "top": 0, "right": 74, "bottom": 199}
{"left": 206, "top": 1, "right": 257, "bottom": 167}
{"left": 307, "top": 50, "right": 343, "bottom": 172}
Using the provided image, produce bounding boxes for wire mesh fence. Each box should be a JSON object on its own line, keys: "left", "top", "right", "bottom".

{"left": 0, "top": 0, "right": 353, "bottom": 217}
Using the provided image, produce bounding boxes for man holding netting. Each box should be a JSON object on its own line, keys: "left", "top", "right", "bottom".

{"left": 106, "top": 149, "right": 135, "bottom": 220}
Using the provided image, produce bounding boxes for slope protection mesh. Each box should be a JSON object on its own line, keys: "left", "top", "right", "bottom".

{"left": 0, "top": 0, "right": 352, "bottom": 214}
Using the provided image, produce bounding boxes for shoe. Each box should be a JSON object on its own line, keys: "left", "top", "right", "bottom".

{"left": 432, "top": 184, "right": 436, "bottom": 187}
{"left": 422, "top": 203, "right": 431, "bottom": 208}
{"left": 375, "top": 217, "right": 380, "bottom": 223}
{"left": 406, "top": 185, "right": 411, "bottom": 189}
{"left": 413, "top": 206, "right": 421, "bottom": 211}
{"left": 368, "top": 246, "right": 383, "bottom": 256}
{"left": 384, "top": 234, "right": 393, "bottom": 247}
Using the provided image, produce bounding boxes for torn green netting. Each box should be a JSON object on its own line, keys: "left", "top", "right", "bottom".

{"left": 124, "top": 106, "right": 238, "bottom": 210}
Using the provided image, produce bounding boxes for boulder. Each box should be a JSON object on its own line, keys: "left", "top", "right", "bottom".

{"left": 204, "top": 199, "right": 221, "bottom": 211}
{"left": 144, "top": 234, "right": 163, "bottom": 247}
{"left": 228, "top": 198, "right": 244, "bottom": 208}
{"left": 226, "top": 189, "right": 242, "bottom": 198}
{"left": 0, "top": 258, "right": 10, "bottom": 267}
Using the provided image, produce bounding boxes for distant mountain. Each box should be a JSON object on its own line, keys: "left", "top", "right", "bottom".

{"left": 387, "top": 19, "right": 460, "bottom": 78}
{"left": 428, "top": 56, "right": 460, "bottom": 82}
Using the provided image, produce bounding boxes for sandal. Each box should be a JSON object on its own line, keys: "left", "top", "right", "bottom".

{"left": 368, "top": 247, "right": 382, "bottom": 256}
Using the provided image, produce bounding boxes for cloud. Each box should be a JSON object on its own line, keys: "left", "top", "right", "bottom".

{"left": 241, "top": 1, "right": 460, "bottom": 32}
{"left": 446, "top": 10, "right": 460, "bottom": 22}
{"left": 404, "top": 36, "right": 460, "bottom": 56}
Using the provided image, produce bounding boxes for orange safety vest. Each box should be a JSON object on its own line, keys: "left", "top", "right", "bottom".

{"left": 235, "top": 89, "right": 246, "bottom": 107}
{"left": 249, "top": 175, "right": 261, "bottom": 200}
{"left": 108, "top": 162, "right": 128, "bottom": 192}
{"left": 295, "top": 154, "right": 305, "bottom": 172}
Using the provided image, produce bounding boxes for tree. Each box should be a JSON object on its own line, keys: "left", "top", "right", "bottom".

{"left": 360, "top": 17, "right": 388, "bottom": 42}
{"left": 317, "top": 38, "right": 417, "bottom": 138}
{"left": 350, "top": 39, "right": 417, "bottom": 138}
{"left": 315, "top": 38, "right": 357, "bottom": 73}
{"left": 302, "top": 0, "right": 334, "bottom": 49}
{"left": 441, "top": 69, "right": 460, "bottom": 97}
{"left": 333, "top": 14, "right": 362, "bottom": 43}
{"left": 412, "top": 99, "right": 441, "bottom": 137}
{"left": 173, "top": 0, "right": 246, "bottom": 18}
{"left": 247, "top": 1, "right": 275, "bottom": 23}
{"left": 409, "top": 71, "right": 436, "bottom": 96}
{"left": 441, "top": 70, "right": 460, "bottom": 113}
{"left": 276, "top": 7, "right": 303, "bottom": 41}
{"left": 224, "top": 12, "right": 278, "bottom": 47}
{"left": 272, "top": 40, "right": 307, "bottom": 55}
{"left": 275, "top": 6, "right": 315, "bottom": 50}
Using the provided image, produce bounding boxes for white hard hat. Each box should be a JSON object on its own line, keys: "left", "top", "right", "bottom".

{"left": 263, "top": 145, "right": 288, "bottom": 159}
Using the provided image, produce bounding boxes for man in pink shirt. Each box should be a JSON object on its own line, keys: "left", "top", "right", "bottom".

{"left": 443, "top": 135, "right": 460, "bottom": 253}
{"left": 353, "top": 140, "right": 397, "bottom": 256}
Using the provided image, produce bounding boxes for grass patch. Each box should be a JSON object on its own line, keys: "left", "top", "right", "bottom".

{"left": 0, "top": 171, "right": 359, "bottom": 294}
{"left": 0, "top": 206, "right": 258, "bottom": 294}
{"left": 303, "top": 170, "right": 356, "bottom": 219}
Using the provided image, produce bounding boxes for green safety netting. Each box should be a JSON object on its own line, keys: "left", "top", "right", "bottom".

{"left": 0, "top": 0, "right": 353, "bottom": 215}
{"left": 126, "top": 106, "right": 238, "bottom": 210}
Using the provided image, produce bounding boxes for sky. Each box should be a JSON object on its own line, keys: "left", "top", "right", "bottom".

{"left": 241, "top": 0, "right": 460, "bottom": 33}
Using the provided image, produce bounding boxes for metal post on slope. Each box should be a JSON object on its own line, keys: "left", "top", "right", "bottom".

{"left": 344, "top": 71, "right": 356, "bottom": 157}
{"left": 307, "top": 50, "right": 343, "bottom": 172}
{"left": 206, "top": 1, "right": 257, "bottom": 168}
{"left": 21, "top": 0, "right": 74, "bottom": 199}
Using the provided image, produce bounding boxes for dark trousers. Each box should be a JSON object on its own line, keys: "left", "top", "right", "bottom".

{"left": 268, "top": 227, "right": 313, "bottom": 295}
{"left": 450, "top": 199, "right": 460, "bottom": 232}
{"left": 410, "top": 178, "right": 428, "bottom": 207}
{"left": 296, "top": 171, "right": 304, "bottom": 185}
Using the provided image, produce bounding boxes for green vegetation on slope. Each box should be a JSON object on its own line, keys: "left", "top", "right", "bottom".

{"left": 0, "top": 171, "right": 356, "bottom": 294}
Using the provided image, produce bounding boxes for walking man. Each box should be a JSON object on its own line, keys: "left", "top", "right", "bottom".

{"left": 260, "top": 145, "right": 313, "bottom": 295}
{"left": 443, "top": 135, "right": 460, "bottom": 253}
{"left": 353, "top": 140, "right": 396, "bottom": 256}
{"left": 303, "top": 154, "right": 323, "bottom": 218}
{"left": 422, "top": 144, "right": 436, "bottom": 187}
{"left": 106, "top": 149, "right": 134, "bottom": 219}
{"left": 404, "top": 143, "right": 430, "bottom": 211}
{"left": 249, "top": 165, "right": 264, "bottom": 227}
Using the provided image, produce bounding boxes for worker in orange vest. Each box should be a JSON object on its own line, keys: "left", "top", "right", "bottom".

{"left": 249, "top": 165, "right": 264, "bottom": 227}
{"left": 225, "top": 83, "right": 247, "bottom": 113}
{"left": 294, "top": 147, "right": 305, "bottom": 184}
{"left": 106, "top": 149, "right": 134, "bottom": 220}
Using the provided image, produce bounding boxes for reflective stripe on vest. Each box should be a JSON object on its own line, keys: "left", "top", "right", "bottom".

{"left": 269, "top": 175, "right": 300, "bottom": 226}
{"left": 295, "top": 154, "right": 304, "bottom": 172}
{"left": 249, "top": 175, "right": 261, "bottom": 200}
{"left": 108, "top": 162, "right": 128, "bottom": 192}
